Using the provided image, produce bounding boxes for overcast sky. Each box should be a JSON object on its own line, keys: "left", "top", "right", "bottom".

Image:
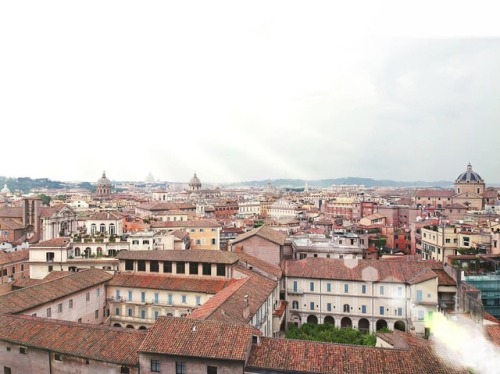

{"left": 1, "top": 1, "right": 499, "bottom": 184}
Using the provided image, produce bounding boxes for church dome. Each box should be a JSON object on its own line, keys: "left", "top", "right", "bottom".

{"left": 189, "top": 173, "right": 202, "bottom": 190}
{"left": 98, "top": 172, "right": 112, "bottom": 187}
{"left": 455, "top": 163, "right": 483, "bottom": 183}
{"left": 1, "top": 184, "right": 10, "bottom": 194}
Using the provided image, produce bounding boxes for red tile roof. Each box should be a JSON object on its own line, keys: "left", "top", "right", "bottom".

{"left": 116, "top": 249, "right": 239, "bottom": 264}
{"left": 232, "top": 225, "right": 287, "bottom": 246}
{"left": 0, "top": 314, "right": 145, "bottom": 366}
{"left": 0, "top": 249, "right": 29, "bottom": 266}
{"left": 108, "top": 273, "right": 231, "bottom": 294}
{"left": 151, "top": 219, "right": 221, "bottom": 229}
{"left": 247, "top": 332, "right": 468, "bottom": 373}
{"left": 0, "top": 207, "right": 23, "bottom": 218}
{"left": 0, "top": 268, "right": 112, "bottom": 315}
{"left": 139, "top": 316, "right": 257, "bottom": 361}
{"left": 88, "top": 211, "right": 125, "bottom": 220}
{"left": 236, "top": 251, "right": 282, "bottom": 280}
{"left": 0, "top": 217, "right": 25, "bottom": 230}
{"left": 39, "top": 204, "right": 74, "bottom": 218}
{"left": 414, "top": 189, "right": 455, "bottom": 198}
{"left": 283, "top": 258, "right": 440, "bottom": 285}
{"left": 30, "top": 237, "right": 71, "bottom": 248}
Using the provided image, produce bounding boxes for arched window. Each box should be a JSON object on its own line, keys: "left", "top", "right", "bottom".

{"left": 109, "top": 223, "right": 115, "bottom": 236}
{"left": 100, "top": 224, "right": 106, "bottom": 234}
{"left": 343, "top": 304, "right": 350, "bottom": 313}
{"left": 292, "top": 301, "right": 299, "bottom": 309}
{"left": 74, "top": 247, "right": 81, "bottom": 257}
{"left": 91, "top": 224, "right": 96, "bottom": 235}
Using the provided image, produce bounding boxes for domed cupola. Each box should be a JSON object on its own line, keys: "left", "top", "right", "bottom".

{"left": 455, "top": 163, "right": 483, "bottom": 183}
{"left": 1, "top": 184, "right": 10, "bottom": 195}
{"left": 454, "top": 163, "right": 485, "bottom": 196}
{"left": 97, "top": 171, "right": 112, "bottom": 195}
{"left": 189, "top": 173, "right": 202, "bottom": 191}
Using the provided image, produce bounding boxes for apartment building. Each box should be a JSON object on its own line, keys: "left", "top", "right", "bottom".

{"left": 0, "top": 249, "right": 29, "bottom": 287}
{"left": 283, "top": 258, "right": 448, "bottom": 334}
{"left": 150, "top": 220, "right": 221, "bottom": 250}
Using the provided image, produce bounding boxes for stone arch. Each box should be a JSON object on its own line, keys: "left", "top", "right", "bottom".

{"left": 138, "top": 326, "right": 147, "bottom": 330}
{"left": 394, "top": 320, "right": 406, "bottom": 332}
{"left": 126, "top": 325, "right": 134, "bottom": 329}
{"left": 341, "top": 317, "right": 352, "bottom": 328}
{"left": 324, "top": 316, "right": 335, "bottom": 325}
{"left": 113, "top": 323, "right": 122, "bottom": 328}
{"left": 307, "top": 315, "right": 318, "bottom": 324}
{"left": 96, "top": 247, "right": 103, "bottom": 256}
{"left": 74, "top": 247, "right": 80, "bottom": 257}
{"left": 376, "top": 319, "right": 388, "bottom": 331}
{"left": 358, "top": 318, "right": 370, "bottom": 332}
{"left": 84, "top": 247, "right": 91, "bottom": 258}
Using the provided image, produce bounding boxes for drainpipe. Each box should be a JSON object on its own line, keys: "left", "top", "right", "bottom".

{"left": 48, "top": 350, "right": 52, "bottom": 374}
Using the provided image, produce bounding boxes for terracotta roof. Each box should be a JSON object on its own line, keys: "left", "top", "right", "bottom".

{"left": 189, "top": 266, "right": 277, "bottom": 325}
{"left": 116, "top": 249, "right": 239, "bottom": 264}
{"left": 172, "top": 230, "right": 189, "bottom": 240}
{"left": 39, "top": 204, "right": 73, "bottom": 218}
{"left": 138, "top": 316, "right": 256, "bottom": 361}
{"left": 151, "top": 219, "right": 221, "bottom": 229}
{"left": 30, "top": 237, "right": 71, "bottom": 248}
{"left": 0, "top": 249, "right": 29, "bottom": 266}
{"left": 247, "top": 332, "right": 468, "bottom": 373}
{"left": 485, "top": 324, "right": 500, "bottom": 347}
{"left": 483, "top": 188, "right": 499, "bottom": 198}
{"left": 11, "top": 278, "right": 43, "bottom": 289}
{"left": 0, "top": 268, "right": 112, "bottom": 315}
{"left": 0, "top": 314, "right": 145, "bottom": 366}
{"left": 232, "top": 225, "right": 287, "bottom": 246}
{"left": 43, "top": 271, "right": 73, "bottom": 281}
{"left": 236, "top": 251, "right": 282, "bottom": 280}
{"left": 136, "top": 202, "right": 195, "bottom": 211}
{"left": 415, "top": 189, "right": 455, "bottom": 198}
{"left": 108, "top": 273, "right": 231, "bottom": 294}
{"left": 432, "top": 269, "right": 457, "bottom": 287}
{"left": 0, "top": 217, "right": 25, "bottom": 230}
{"left": 283, "top": 258, "right": 439, "bottom": 284}
{"left": 87, "top": 211, "right": 125, "bottom": 220}
{"left": 0, "top": 207, "right": 22, "bottom": 218}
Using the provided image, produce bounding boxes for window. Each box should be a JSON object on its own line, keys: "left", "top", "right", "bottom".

{"left": 177, "top": 262, "right": 186, "bottom": 274}
{"left": 58, "top": 303, "right": 62, "bottom": 313}
{"left": 397, "top": 307, "right": 403, "bottom": 316}
{"left": 154, "top": 293, "right": 159, "bottom": 304}
{"left": 344, "top": 284, "right": 349, "bottom": 293}
{"left": 207, "top": 366, "right": 218, "bottom": 374}
{"left": 95, "top": 310, "right": 99, "bottom": 319}
{"left": 379, "top": 306, "right": 385, "bottom": 315}
{"left": 190, "top": 262, "right": 199, "bottom": 275}
{"left": 380, "top": 286, "right": 384, "bottom": 295}
{"left": 292, "top": 301, "right": 299, "bottom": 309}
{"left": 96, "top": 288, "right": 100, "bottom": 297}
{"left": 418, "top": 310, "right": 425, "bottom": 321}
{"left": 416, "top": 290, "right": 423, "bottom": 302}
{"left": 327, "top": 303, "right": 332, "bottom": 312}
{"left": 47, "top": 307, "right": 52, "bottom": 318}
{"left": 54, "top": 353, "right": 62, "bottom": 361}
{"left": 310, "top": 282, "right": 315, "bottom": 292}
{"left": 202, "top": 263, "right": 211, "bottom": 275}
{"left": 176, "top": 361, "right": 186, "bottom": 374}
{"left": 142, "top": 240, "right": 150, "bottom": 245}
{"left": 195, "top": 296, "right": 201, "bottom": 305}
{"left": 150, "top": 261, "right": 159, "bottom": 272}
{"left": 310, "top": 302, "right": 314, "bottom": 310}
{"left": 86, "top": 292, "right": 90, "bottom": 301}
{"left": 151, "top": 360, "right": 160, "bottom": 372}
{"left": 141, "top": 310, "right": 146, "bottom": 319}
{"left": 4, "top": 367, "right": 11, "bottom": 374}
{"left": 361, "top": 285, "right": 366, "bottom": 294}
{"left": 397, "top": 287, "right": 403, "bottom": 297}
{"left": 20, "top": 347, "right": 27, "bottom": 354}
{"left": 128, "top": 291, "right": 133, "bottom": 302}
{"left": 168, "top": 294, "right": 173, "bottom": 305}
{"left": 154, "top": 311, "right": 159, "bottom": 320}
{"left": 163, "top": 261, "right": 172, "bottom": 273}
{"left": 141, "top": 292, "right": 146, "bottom": 303}
{"left": 343, "top": 304, "right": 350, "bottom": 313}
{"left": 125, "top": 260, "right": 134, "bottom": 271}
{"left": 326, "top": 283, "right": 331, "bottom": 292}
{"left": 182, "top": 295, "right": 187, "bottom": 304}
{"left": 115, "top": 308, "right": 120, "bottom": 316}
{"left": 120, "top": 366, "right": 130, "bottom": 374}
{"left": 128, "top": 308, "right": 132, "bottom": 317}
{"left": 361, "top": 305, "right": 367, "bottom": 314}
{"left": 216, "top": 264, "right": 225, "bottom": 277}
{"left": 138, "top": 260, "right": 146, "bottom": 271}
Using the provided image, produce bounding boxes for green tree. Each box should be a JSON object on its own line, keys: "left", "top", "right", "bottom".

{"left": 38, "top": 194, "right": 51, "bottom": 206}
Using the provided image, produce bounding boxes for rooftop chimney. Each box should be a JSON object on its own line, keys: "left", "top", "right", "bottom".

{"left": 243, "top": 294, "right": 250, "bottom": 320}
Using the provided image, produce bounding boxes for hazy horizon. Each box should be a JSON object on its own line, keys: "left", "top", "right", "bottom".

{"left": 1, "top": 2, "right": 499, "bottom": 184}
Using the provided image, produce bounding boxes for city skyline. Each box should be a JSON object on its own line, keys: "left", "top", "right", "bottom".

{"left": 1, "top": 2, "right": 500, "bottom": 184}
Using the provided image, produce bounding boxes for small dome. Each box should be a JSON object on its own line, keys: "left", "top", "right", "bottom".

{"left": 189, "top": 173, "right": 202, "bottom": 189}
{"left": 1, "top": 184, "right": 10, "bottom": 194}
{"left": 98, "top": 172, "right": 112, "bottom": 186}
{"left": 455, "top": 163, "right": 483, "bottom": 183}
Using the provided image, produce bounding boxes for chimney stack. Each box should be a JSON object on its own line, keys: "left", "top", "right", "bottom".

{"left": 243, "top": 294, "right": 250, "bottom": 319}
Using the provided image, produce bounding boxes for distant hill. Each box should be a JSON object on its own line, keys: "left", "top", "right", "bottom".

{"left": 0, "top": 177, "right": 93, "bottom": 193}
{"left": 223, "top": 177, "right": 454, "bottom": 189}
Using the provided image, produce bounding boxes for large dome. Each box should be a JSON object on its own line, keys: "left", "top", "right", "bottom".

{"left": 189, "top": 173, "right": 202, "bottom": 190}
{"left": 455, "top": 163, "right": 483, "bottom": 183}
{"left": 98, "top": 172, "right": 111, "bottom": 186}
